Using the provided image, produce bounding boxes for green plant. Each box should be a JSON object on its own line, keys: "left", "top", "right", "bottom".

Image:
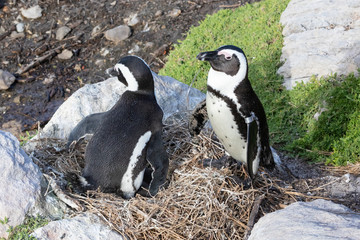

{"left": 288, "top": 73, "right": 360, "bottom": 164}
{"left": 6, "top": 216, "right": 48, "bottom": 240}
{"left": 19, "top": 131, "right": 37, "bottom": 146}
{"left": 0, "top": 217, "right": 9, "bottom": 225}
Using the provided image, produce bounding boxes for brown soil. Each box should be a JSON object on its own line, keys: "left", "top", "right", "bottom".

{"left": 0, "top": 0, "right": 258, "bottom": 138}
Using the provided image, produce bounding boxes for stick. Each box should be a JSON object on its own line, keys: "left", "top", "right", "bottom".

{"left": 243, "top": 194, "right": 265, "bottom": 240}
{"left": 43, "top": 174, "right": 83, "bottom": 211}
{"left": 16, "top": 44, "right": 64, "bottom": 75}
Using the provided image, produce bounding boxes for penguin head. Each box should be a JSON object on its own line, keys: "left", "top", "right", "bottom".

{"left": 197, "top": 45, "right": 248, "bottom": 78}
{"left": 197, "top": 45, "right": 249, "bottom": 95}
{"left": 107, "top": 56, "right": 154, "bottom": 93}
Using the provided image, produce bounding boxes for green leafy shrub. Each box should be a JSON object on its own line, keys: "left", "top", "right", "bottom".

{"left": 3, "top": 216, "right": 48, "bottom": 240}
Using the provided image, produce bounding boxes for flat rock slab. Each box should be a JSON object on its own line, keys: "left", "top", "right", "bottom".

{"left": 249, "top": 199, "right": 360, "bottom": 240}
{"left": 31, "top": 213, "right": 124, "bottom": 239}
{"left": 278, "top": 0, "right": 360, "bottom": 89}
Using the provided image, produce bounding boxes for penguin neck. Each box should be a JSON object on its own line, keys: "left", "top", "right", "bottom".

{"left": 207, "top": 67, "right": 247, "bottom": 104}
{"left": 124, "top": 89, "right": 156, "bottom": 99}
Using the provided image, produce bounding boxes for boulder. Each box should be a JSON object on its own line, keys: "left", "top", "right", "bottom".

{"left": 31, "top": 213, "right": 124, "bottom": 240}
{"left": 0, "top": 131, "right": 69, "bottom": 238}
{"left": 31, "top": 73, "right": 205, "bottom": 141}
{"left": 249, "top": 199, "right": 360, "bottom": 240}
{"left": 278, "top": 0, "right": 360, "bottom": 89}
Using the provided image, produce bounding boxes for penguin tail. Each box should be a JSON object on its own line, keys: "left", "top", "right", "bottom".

{"left": 261, "top": 146, "right": 275, "bottom": 170}
{"left": 189, "top": 99, "right": 208, "bottom": 136}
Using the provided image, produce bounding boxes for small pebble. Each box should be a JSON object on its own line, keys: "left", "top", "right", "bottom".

{"left": 168, "top": 8, "right": 181, "bottom": 18}
{"left": 128, "top": 44, "right": 140, "bottom": 54}
{"left": 100, "top": 48, "right": 110, "bottom": 57}
{"left": 0, "top": 69, "right": 16, "bottom": 90}
{"left": 10, "top": 31, "right": 25, "bottom": 40}
{"left": 57, "top": 49, "right": 73, "bottom": 60}
{"left": 126, "top": 14, "right": 140, "bottom": 27}
{"left": 16, "top": 23, "right": 24, "bottom": 33}
{"left": 56, "top": 26, "right": 71, "bottom": 40}
{"left": 91, "top": 25, "right": 101, "bottom": 37}
{"left": 2, "top": 6, "right": 10, "bottom": 14}
{"left": 104, "top": 25, "right": 131, "bottom": 43}
{"left": 155, "top": 10, "right": 162, "bottom": 17}
{"left": 21, "top": 5, "right": 42, "bottom": 19}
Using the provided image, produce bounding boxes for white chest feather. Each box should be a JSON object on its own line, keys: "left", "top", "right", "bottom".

{"left": 206, "top": 92, "right": 247, "bottom": 164}
{"left": 121, "top": 131, "right": 152, "bottom": 197}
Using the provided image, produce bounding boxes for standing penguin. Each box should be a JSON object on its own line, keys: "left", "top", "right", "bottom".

{"left": 69, "top": 56, "right": 168, "bottom": 199}
{"left": 194, "top": 45, "right": 274, "bottom": 178}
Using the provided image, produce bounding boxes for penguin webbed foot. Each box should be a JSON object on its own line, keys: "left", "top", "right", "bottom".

{"left": 189, "top": 99, "right": 208, "bottom": 136}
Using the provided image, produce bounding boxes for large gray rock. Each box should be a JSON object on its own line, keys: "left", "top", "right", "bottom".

{"left": 32, "top": 73, "right": 205, "bottom": 141}
{"left": 0, "top": 131, "right": 43, "bottom": 238}
{"left": 278, "top": 0, "right": 360, "bottom": 89}
{"left": 31, "top": 213, "right": 124, "bottom": 240}
{"left": 249, "top": 199, "right": 360, "bottom": 240}
{"left": 0, "top": 131, "right": 68, "bottom": 238}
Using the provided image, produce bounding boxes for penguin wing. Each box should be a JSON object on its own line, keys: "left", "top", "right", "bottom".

{"left": 246, "top": 117, "right": 259, "bottom": 179}
{"left": 189, "top": 99, "right": 208, "bottom": 136}
{"left": 66, "top": 112, "right": 106, "bottom": 149}
{"left": 145, "top": 130, "right": 169, "bottom": 197}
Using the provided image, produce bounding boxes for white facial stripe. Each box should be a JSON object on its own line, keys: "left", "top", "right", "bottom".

{"left": 121, "top": 131, "right": 152, "bottom": 195}
{"left": 114, "top": 63, "right": 139, "bottom": 91}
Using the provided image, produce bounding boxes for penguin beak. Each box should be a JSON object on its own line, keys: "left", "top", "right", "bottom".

{"left": 196, "top": 50, "right": 218, "bottom": 61}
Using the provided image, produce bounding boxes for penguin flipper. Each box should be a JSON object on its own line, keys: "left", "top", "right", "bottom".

{"left": 66, "top": 112, "right": 105, "bottom": 149}
{"left": 145, "top": 130, "right": 169, "bottom": 197}
{"left": 189, "top": 99, "right": 208, "bottom": 136}
{"left": 246, "top": 117, "right": 259, "bottom": 179}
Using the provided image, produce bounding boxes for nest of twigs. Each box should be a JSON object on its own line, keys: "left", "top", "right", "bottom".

{"left": 28, "top": 114, "right": 338, "bottom": 240}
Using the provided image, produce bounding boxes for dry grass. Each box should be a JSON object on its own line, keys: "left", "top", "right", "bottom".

{"left": 29, "top": 115, "right": 330, "bottom": 240}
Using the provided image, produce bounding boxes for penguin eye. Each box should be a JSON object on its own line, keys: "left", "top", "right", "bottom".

{"left": 225, "top": 55, "right": 232, "bottom": 61}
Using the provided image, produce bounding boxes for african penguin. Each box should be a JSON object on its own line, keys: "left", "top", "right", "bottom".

{"left": 196, "top": 45, "right": 274, "bottom": 178}
{"left": 69, "top": 56, "right": 168, "bottom": 199}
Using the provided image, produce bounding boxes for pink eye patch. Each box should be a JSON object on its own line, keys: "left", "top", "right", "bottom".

{"left": 218, "top": 50, "right": 233, "bottom": 60}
